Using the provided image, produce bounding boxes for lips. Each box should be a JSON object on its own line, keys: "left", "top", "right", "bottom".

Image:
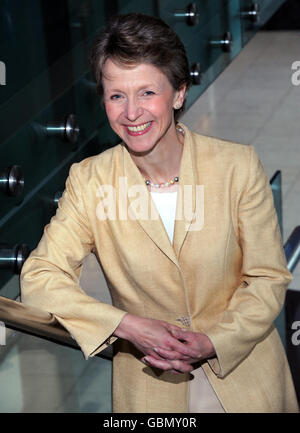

{"left": 124, "top": 121, "right": 153, "bottom": 136}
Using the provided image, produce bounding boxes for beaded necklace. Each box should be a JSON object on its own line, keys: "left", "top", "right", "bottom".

{"left": 143, "top": 124, "right": 184, "bottom": 189}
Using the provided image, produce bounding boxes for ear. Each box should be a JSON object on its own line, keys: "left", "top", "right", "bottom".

{"left": 173, "top": 84, "right": 187, "bottom": 110}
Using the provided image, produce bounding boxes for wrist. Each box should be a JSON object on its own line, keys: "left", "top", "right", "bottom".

{"left": 203, "top": 334, "right": 216, "bottom": 358}
{"left": 113, "top": 313, "right": 135, "bottom": 340}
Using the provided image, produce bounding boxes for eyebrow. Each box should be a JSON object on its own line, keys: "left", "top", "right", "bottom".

{"left": 104, "top": 83, "right": 163, "bottom": 93}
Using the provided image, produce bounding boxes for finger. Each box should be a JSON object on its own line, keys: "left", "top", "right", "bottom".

{"left": 168, "top": 338, "right": 200, "bottom": 358}
{"left": 135, "top": 341, "right": 177, "bottom": 362}
{"left": 184, "top": 357, "right": 202, "bottom": 365}
{"left": 146, "top": 346, "right": 189, "bottom": 361}
{"left": 169, "top": 359, "right": 194, "bottom": 373}
{"left": 169, "top": 328, "right": 191, "bottom": 341}
{"left": 142, "top": 356, "right": 173, "bottom": 371}
{"left": 153, "top": 346, "right": 190, "bottom": 360}
{"left": 147, "top": 349, "right": 167, "bottom": 361}
{"left": 164, "top": 323, "right": 187, "bottom": 337}
{"left": 151, "top": 343, "right": 203, "bottom": 364}
{"left": 144, "top": 356, "right": 194, "bottom": 374}
{"left": 153, "top": 348, "right": 201, "bottom": 365}
{"left": 167, "top": 356, "right": 201, "bottom": 365}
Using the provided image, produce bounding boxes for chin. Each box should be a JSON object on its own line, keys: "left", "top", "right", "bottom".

{"left": 119, "top": 129, "right": 159, "bottom": 154}
{"left": 124, "top": 140, "right": 156, "bottom": 155}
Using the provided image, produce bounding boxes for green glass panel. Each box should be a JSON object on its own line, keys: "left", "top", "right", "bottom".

{"left": 240, "top": 0, "right": 287, "bottom": 46}
{"left": 184, "top": 3, "right": 242, "bottom": 108}
{"left": 118, "top": 0, "right": 155, "bottom": 15}
{"left": 0, "top": 124, "right": 117, "bottom": 295}
{"left": 159, "top": 0, "right": 226, "bottom": 48}
{"left": 0, "top": 329, "right": 112, "bottom": 412}
{"left": 0, "top": 0, "right": 111, "bottom": 106}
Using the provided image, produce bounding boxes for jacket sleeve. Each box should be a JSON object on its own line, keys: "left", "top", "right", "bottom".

{"left": 205, "top": 145, "right": 293, "bottom": 378}
{"left": 20, "top": 163, "right": 127, "bottom": 360}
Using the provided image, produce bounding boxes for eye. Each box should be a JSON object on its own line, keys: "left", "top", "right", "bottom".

{"left": 143, "top": 91, "right": 155, "bottom": 96}
{"left": 110, "top": 94, "right": 122, "bottom": 100}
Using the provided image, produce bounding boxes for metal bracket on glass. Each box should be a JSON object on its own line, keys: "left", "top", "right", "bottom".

{"left": 210, "top": 32, "right": 233, "bottom": 53}
{"left": 240, "top": 3, "right": 260, "bottom": 23}
{"left": 46, "top": 114, "right": 80, "bottom": 145}
{"left": 0, "top": 244, "right": 30, "bottom": 274}
{"left": 190, "top": 62, "right": 202, "bottom": 85}
{"left": 53, "top": 191, "right": 63, "bottom": 207}
{"left": 174, "top": 3, "right": 199, "bottom": 26}
{"left": 0, "top": 165, "right": 24, "bottom": 197}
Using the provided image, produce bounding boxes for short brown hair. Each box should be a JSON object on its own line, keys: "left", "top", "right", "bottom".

{"left": 89, "top": 13, "right": 191, "bottom": 115}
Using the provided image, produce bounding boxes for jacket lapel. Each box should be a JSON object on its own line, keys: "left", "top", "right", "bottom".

{"left": 172, "top": 123, "right": 197, "bottom": 259}
{"left": 121, "top": 122, "right": 197, "bottom": 266}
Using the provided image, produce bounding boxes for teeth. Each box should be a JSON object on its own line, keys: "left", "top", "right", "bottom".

{"left": 127, "top": 122, "right": 151, "bottom": 132}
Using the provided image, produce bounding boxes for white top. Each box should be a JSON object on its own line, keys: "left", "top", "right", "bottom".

{"left": 150, "top": 191, "right": 178, "bottom": 244}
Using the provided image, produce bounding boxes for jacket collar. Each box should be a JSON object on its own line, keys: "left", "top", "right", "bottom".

{"left": 122, "top": 122, "right": 197, "bottom": 267}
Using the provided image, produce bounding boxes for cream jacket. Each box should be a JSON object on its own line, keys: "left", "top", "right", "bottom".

{"left": 20, "top": 123, "right": 299, "bottom": 413}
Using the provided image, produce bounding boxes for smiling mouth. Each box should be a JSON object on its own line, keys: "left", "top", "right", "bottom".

{"left": 124, "top": 121, "right": 153, "bottom": 135}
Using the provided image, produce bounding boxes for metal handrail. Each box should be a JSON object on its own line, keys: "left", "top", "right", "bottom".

{"left": 0, "top": 295, "right": 112, "bottom": 360}
{"left": 0, "top": 226, "right": 300, "bottom": 357}
{"left": 284, "top": 226, "right": 300, "bottom": 273}
{"left": 270, "top": 170, "right": 283, "bottom": 237}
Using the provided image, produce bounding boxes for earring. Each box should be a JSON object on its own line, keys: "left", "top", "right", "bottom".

{"left": 174, "top": 102, "right": 182, "bottom": 110}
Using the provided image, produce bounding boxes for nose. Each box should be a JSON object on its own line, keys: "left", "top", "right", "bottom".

{"left": 124, "top": 97, "right": 143, "bottom": 122}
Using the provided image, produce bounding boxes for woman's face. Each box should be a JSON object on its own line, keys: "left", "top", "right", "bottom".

{"left": 102, "top": 58, "right": 185, "bottom": 154}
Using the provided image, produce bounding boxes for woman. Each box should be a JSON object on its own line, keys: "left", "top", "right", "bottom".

{"left": 20, "top": 13, "right": 299, "bottom": 413}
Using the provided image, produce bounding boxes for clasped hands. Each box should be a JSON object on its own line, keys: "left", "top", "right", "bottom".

{"left": 113, "top": 314, "right": 216, "bottom": 375}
